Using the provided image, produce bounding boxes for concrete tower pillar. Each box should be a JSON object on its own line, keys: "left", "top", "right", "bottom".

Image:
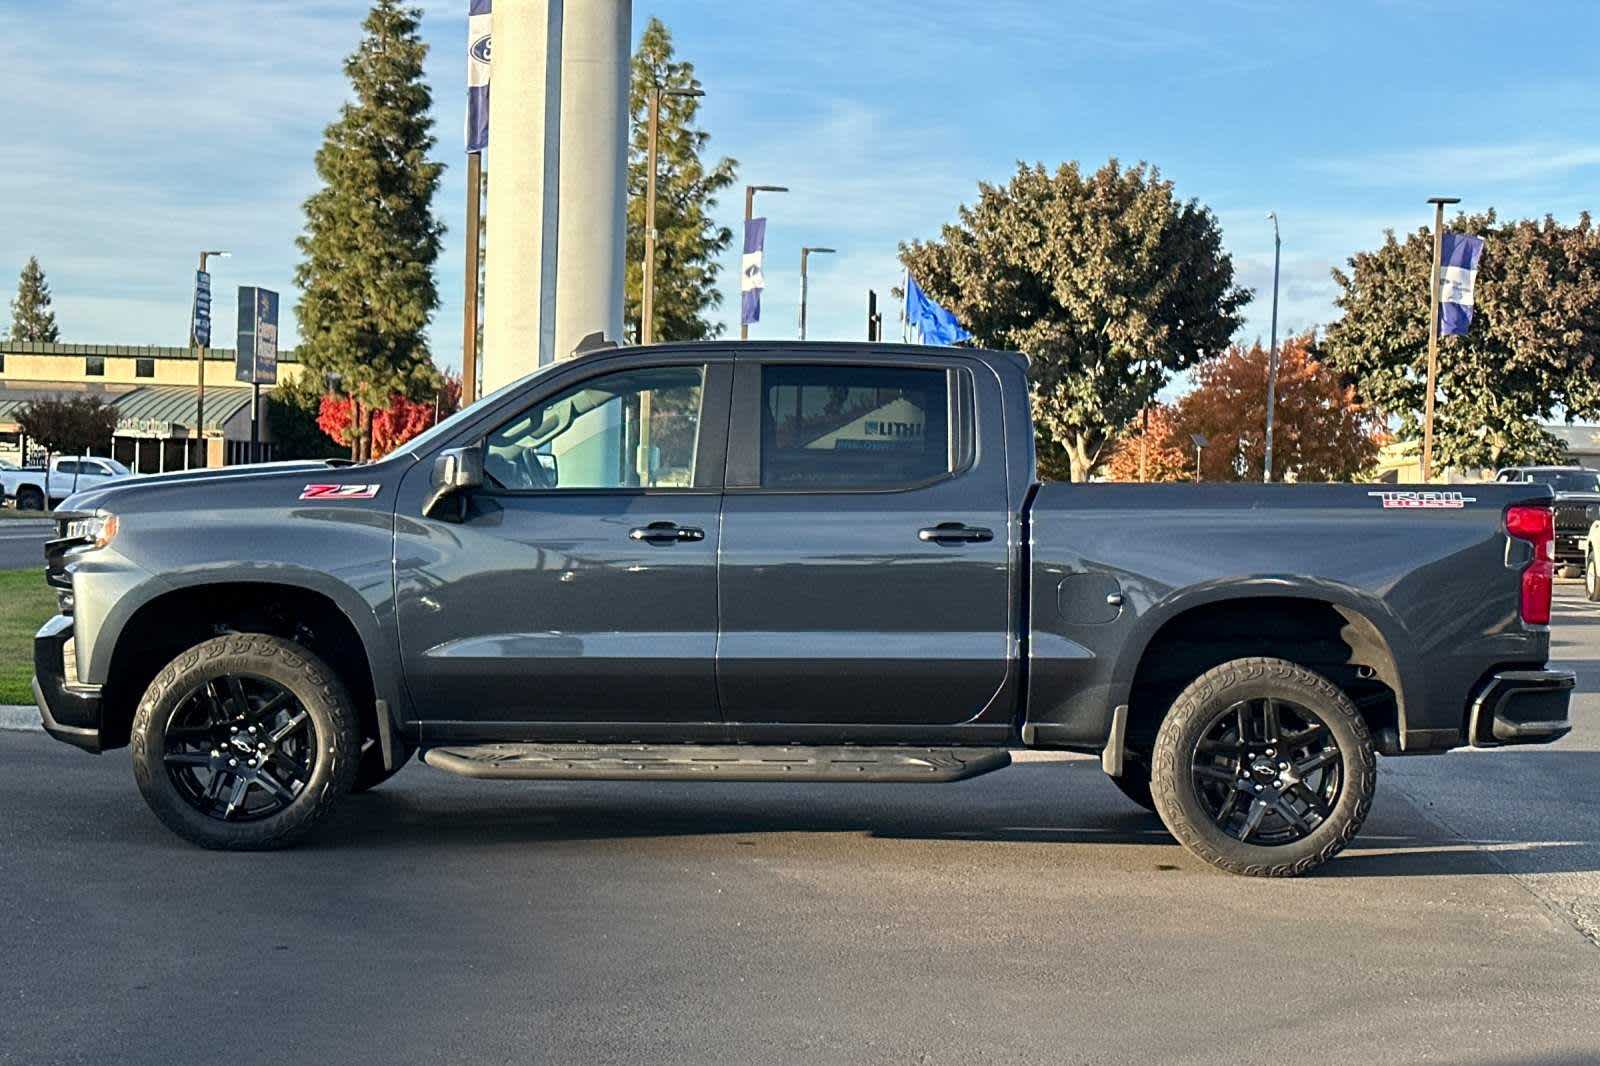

{"left": 481, "top": 0, "right": 631, "bottom": 394}
{"left": 553, "top": 0, "right": 631, "bottom": 361}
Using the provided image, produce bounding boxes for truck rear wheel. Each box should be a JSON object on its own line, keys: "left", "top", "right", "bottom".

{"left": 1586, "top": 551, "right": 1599, "bottom": 603}
{"left": 16, "top": 486, "right": 44, "bottom": 511}
{"left": 130, "top": 634, "right": 359, "bottom": 850}
{"left": 1150, "top": 657, "right": 1376, "bottom": 878}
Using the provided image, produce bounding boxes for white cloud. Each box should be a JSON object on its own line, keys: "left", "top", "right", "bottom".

{"left": 1309, "top": 141, "right": 1600, "bottom": 187}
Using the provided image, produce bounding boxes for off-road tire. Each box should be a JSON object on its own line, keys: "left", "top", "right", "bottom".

{"left": 351, "top": 738, "right": 414, "bottom": 793}
{"left": 1109, "top": 761, "right": 1158, "bottom": 813}
{"left": 1586, "top": 551, "right": 1599, "bottom": 603}
{"left": 131, "top": 634, "right": 359, "bottom": 849}
{"left": 1150, "top": 657, "right": 1377, "bottom": 878}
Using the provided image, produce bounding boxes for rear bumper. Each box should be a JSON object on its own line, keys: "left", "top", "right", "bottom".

{"left": 33, "top": 614, "right": 104, "bottom": 753}
{"left": 1468, "top": 669, "right": 1575, "bottom": 747}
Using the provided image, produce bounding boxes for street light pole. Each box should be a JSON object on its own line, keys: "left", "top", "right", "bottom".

{"left": 641, "top": 83, "right": 704, "bottom": 346}
{"left": 1263, "top": 212, "right": 1281, "bottom": 483}
{"left": 192, "top": 249, "right": 228, "bottom": 468}
{"left": 1422, "top": 195, "right": 1461, "bottom": 483}
{"left": 798, "top": 246, "right": 835, "bottom": 340}
{"left": 741, "top": 184, "right": 788, "bottom": 340}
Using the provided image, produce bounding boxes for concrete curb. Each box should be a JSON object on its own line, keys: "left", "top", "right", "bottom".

{"left": 0, "top": 705, "right": 42, "bottom": 732}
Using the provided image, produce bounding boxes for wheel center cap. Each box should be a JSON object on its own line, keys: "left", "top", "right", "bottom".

{"left": 229, "top": 735, "right": 257, "bottom": 756}
{"left": 1250, "top": 758, "right": 1277, "bottom": 779}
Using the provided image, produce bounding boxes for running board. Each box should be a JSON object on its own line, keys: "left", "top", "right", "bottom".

{"left": 420, "top": 744, "right": 1011, "bottom": 783}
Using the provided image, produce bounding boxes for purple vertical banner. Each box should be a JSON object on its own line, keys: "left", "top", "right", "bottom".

{"left": 466, "top": 0, "right": 491, "bottom": 153}
{"left": 1438, "top": 232, "right": 1485, "bottom": 336}
{"left": 740, "top": 216, "right": 767, "bottom": 326}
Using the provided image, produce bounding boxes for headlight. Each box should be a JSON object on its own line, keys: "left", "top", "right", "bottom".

{"left": 65, "top": 513, "right": 119, "bottom": 550}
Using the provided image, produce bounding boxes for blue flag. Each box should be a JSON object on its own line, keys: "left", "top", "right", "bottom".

{"left": 741, "top": 217, "right": 766, "bottom": 326}
{"left": 1438, "top": 232, "right": 1485, "bottom": 336}
{"left": 905, "top": 274, "right": 972, "bottom": 346}
{"left": 466, "top": 0, "right": 491, "bottom": 153}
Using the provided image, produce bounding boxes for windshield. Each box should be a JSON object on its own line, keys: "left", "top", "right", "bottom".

{"left": 1548, "top": 471, "right": 1600, "bottom": 493}
{"left": 402, "top": 362, "right": 567, "bottom": 458}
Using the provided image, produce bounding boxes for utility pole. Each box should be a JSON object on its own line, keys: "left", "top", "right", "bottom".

{"left": 463, "top": 153, "right": 482, "bottom": 403}
{"left": 1191, "top": 433, "right": 1209, "bottom": 483}
{"left": 192, "top": 250, "right": 228, "bottom": 469}
{"left": 867, "top": 289, "right": 882, "bottom": 341}
{"left": 741, "top": 184, "right": 787, "bottom": 340}
{"left": 1263, "top": 212, "right": 1282, "bottom": 482}
{"left": 1422, "top": 196, "right": 1460, "bottom": 483}
{"left": 641, "top": 82, "right": 705, "bottom": 345}
{"left": 798, "top": 246, "right": 835, "bottom": 340}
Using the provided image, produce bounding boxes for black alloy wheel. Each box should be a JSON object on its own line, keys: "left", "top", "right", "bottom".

{"left": 162, "top": 676, "right": 318, "bottom": 822}
{"left": 132, "top": 633, "right": 358, "bottom": 849}
{"left": 1150, "top": 657, "right": 1376, "bottom": 877}
{"left": 1189, "top": 697, "right": 1342, "bottom": 846}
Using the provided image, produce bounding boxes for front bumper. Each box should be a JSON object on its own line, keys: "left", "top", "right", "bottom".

{"left": 1467, "top": 668, "right": 1575, "bottom": 747}
{"left": 33, "top": 614, "right": 105, "bottom": 753}
{"left": 1555, "top": 533, "right": 1586, "bottom": 564}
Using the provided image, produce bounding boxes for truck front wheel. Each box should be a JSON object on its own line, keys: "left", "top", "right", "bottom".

{"left": 1586, "top": 551, "right": 1599, "bottom": 603}
{"left": 130, "top": 634, "right": 360, "bottom": 850}
{"left": 1150, "top": 657, "right": 1376, "bottom": 878}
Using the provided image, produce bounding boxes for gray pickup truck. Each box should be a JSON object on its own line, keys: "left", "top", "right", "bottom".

{"left": 34, "top": 342, "right": 1574, "bottom": 876}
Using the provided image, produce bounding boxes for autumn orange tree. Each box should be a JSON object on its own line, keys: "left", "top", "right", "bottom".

{"left": 1104, "top": 404, "right": 1191, "bottom": 482}
{"left": 1105, "top": 334, "right": 1382, "bottom": 482}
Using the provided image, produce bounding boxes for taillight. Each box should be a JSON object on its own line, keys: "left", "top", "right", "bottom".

{"left": 1506, "top": 505, "right": 1554, "bottom": 626}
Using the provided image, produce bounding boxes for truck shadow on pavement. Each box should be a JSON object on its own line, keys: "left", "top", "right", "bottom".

{"left": 302, "top": 757, "right": 1600, "bottom": 880}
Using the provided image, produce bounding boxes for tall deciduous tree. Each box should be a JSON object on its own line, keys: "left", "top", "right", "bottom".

{"left": 1181, "top": 335, "right": 1380, "bottom": 482}
{"left": 1104, "top": 336, "right": 1382, "bottom": 483}
{"left": 1323, "top": 211, "right": 1600, "bottom": 469}
{"left": 294, "top": 0, "right": 444, "bottom": 460}
{"left": 901, "top": 160, "right": 1248, "bottom": 481}
{"left": 624, "top": 17, "right": 737, "bottom": 343}
{"left": 10, "top": 257, "right": 60, "bottom": 342}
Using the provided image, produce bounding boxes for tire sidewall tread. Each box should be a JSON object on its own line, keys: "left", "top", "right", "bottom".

{"left": 1150, "top": 656, "right": 1377, "bottom": 878}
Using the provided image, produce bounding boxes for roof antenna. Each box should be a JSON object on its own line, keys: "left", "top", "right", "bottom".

{"left": 572, "top": 331, "right": 618, "bottom": 357}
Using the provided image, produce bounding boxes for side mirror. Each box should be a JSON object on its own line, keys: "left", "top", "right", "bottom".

{"left": 423, "top": 445, "right": 484, "bottom": 520}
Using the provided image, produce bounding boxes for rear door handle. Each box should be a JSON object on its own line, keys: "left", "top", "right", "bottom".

{"left": 918, "top": 522, "right": 994, "bottom": 544}
{"left": 629, "top": 521, "right": 705, "bottom": 544}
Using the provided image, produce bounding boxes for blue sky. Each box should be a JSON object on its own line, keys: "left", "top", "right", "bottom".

{"left": 3, "top": 0, "right": 1598, "bottom": 379}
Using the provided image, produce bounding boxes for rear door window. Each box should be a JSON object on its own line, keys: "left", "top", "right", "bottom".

{"left": 758, "top": 364, "right": 959, "bottom": 490}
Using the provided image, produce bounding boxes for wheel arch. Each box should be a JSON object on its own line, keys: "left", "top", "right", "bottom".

{"left": 95, "top": 572, "right": 400, "bottom": 751}
{"left": 1112, "top": 581, "right": 1417, "bottom": 754}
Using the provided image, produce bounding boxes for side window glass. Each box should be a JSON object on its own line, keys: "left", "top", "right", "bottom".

{"left": 56, "top": 461, "right": 79, "bottom": 475}
{"left": 760, "top": 364, "right": 955, "bottom": 489}
{"left": 484, "top": 365, "right": 704, "bottom": 491}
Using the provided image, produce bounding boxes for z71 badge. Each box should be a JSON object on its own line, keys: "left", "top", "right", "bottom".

{"left": 1367, "top": 490, "right": 1476, "bottom": 509}
{"left": 299, "top": 484, "right": 381, "bottom": 501}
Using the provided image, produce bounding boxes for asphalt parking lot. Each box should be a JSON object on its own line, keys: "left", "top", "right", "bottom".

{"left": 2, "top": 586, "right": 1597, "bottom": 1066}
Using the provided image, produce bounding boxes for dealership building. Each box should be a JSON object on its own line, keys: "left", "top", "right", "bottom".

{"left": 0, "top": 341, "right": 308, "bottom": 471}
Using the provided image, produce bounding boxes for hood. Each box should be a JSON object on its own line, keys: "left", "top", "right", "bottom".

{"left": 55, "top": 458, "right": 386, "bottom": 515}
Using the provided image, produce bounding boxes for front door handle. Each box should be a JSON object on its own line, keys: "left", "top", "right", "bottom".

{"left": 918, "top": 522, "right": 994, "bottom": 544}
{"left": 629, "top": 521, "right": 705, "bottom": 544}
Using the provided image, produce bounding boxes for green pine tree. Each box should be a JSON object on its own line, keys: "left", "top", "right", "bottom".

{"left": 10, "top": 256, "right": 61, "bottom": 342}
{"left": 625, "top": 17, "right": 738, "bottom": 343}
{"left": 294, "top": 0, "right": 444, "bottom": 459}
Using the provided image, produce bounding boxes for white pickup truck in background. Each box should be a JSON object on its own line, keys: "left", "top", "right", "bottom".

{"left": 1, "top": 456, "right": 133, "bottom": 511}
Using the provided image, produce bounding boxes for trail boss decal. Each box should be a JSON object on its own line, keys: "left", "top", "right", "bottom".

{"left": 1367, "top": 491, "right": 1476, "bottom": 510}
{"left": 299, "top": 484, "right": 381, "bottom": 501}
